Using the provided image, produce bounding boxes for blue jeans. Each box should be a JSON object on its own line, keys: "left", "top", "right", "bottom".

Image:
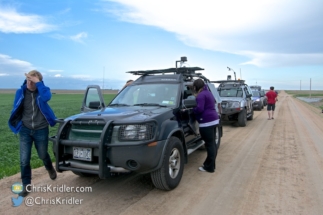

{"left": 19, "top": 125, "right": 54, "bottom": 185}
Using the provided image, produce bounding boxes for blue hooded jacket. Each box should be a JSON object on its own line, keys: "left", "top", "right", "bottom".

{"left": 8, "top": 80, "right": 57, "bottom": 134}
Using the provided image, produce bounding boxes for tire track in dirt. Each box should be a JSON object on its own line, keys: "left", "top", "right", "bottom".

{"left": 238, "top": 92, "right": 323, "bottom": 215}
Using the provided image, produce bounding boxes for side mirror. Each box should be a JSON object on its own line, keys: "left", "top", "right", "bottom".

{"left": 246, "top": 94, "right": 252, "bottom": 98}
{"left": 89, "top": 101, "right": 101, "bottom": 109}
{"left": 183, "top": 98, "right": 197, "bottom": 108}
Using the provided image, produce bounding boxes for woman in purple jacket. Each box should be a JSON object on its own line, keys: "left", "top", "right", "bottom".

{"left": 193, "top": 79, "right": 220, "bottom": 173}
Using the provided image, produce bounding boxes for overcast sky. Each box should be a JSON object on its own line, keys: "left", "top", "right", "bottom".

{"left": 0, "top": 0, "right": 322, "bottom": 90}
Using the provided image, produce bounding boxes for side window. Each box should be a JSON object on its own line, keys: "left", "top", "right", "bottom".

{"left": 183, "top": 85, "right": 193, "bottom": 99}
{"left": 243, "top": 87, "right": 249, "bottom": 97}
{"left": 81, "top": 85, "right": 105, "bottom": 113}
{"left": 85, "top": 88, "right": 101, "bottom": 107}
{"left": 246, "top": 86, "right": 253, "bottom": 95}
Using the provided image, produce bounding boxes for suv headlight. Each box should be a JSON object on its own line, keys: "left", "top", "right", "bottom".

{"left": 119, "top": 124, "right": 155, "bottom": 141}
{"left": 227, "top": 101, "right": 240, "bottom": 108}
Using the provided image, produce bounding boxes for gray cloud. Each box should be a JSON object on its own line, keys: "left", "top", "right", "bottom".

{"left": 104, "top": 0, "right": 323, "bottom": 67}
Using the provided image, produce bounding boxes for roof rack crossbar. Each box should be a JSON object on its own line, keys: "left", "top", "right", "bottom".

{"left": 127, "top": 67, "right": 204, "bottom": 76}
{"left": 211, "top": 80, "right": 245, "bottom": 84}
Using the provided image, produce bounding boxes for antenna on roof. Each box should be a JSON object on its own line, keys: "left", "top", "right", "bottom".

{"left": 227, "top": 67, "right": 237, "bottom": 81}
{"left": 176, "top": 56, "right": 187, "bottom": 68}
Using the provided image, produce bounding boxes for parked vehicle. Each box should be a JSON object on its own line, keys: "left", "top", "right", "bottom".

{"left": 259, "top": 89, "right": 268, "bottom": 106}
{"left": 251, "top": 90, "right": 264, "bottom": 110}
{"left": 212, "top": 78, "right": 254, "bottom": 127}
{"left": 250, "top": 85, "right": 261, "bottom": 91}
{"left": 49, "top": 57, "right": 223, "bottom": 191}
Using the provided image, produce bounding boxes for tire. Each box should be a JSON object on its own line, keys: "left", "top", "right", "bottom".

{"left": 72, "top": 171, "right": 96, "bottom": 177}
{"left": 238, "top": 109, "right": 247, "bottom": 127}
{"left": 247, "top": 107, "right": 254, "bottom": 121}
{"left": 151, "top": 137, "right": 184, "bottom": 190}
{"left": 215, "top": 125, "right": 221, "bottom": 149}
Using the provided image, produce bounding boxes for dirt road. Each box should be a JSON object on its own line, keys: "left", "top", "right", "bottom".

{"left": 1, "top": 91, "right": 323, "bottom": 215}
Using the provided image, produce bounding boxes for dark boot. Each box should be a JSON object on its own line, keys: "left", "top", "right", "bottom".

{"left": 19, "top": 184, "right": 30, "bottom": 197}
{"left": 48, "top": 168, "right": 57, "bottom": 180}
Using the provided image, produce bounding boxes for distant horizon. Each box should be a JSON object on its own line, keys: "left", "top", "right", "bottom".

{"left": 1, "top": 88, "right": 322, "bottom": 91}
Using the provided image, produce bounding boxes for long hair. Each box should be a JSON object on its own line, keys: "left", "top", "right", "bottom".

{"left": 193, "top": 79, "right": 205, "bottom": 93}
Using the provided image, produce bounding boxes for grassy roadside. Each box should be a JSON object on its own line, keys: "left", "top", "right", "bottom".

{"left": 285, "top": 90, "right": 323, "bottom": 110}
{"left": 0, "top": 93, "right": 116, "bottom": 180}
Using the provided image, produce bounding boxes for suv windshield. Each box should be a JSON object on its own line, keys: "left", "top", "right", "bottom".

{"left": 111, "top": 83, "right": 179, "bottom": 107}
{"left": 252, "top": 91, "right": 260, "bottom": 97}
{"left": 218, "top": 88, "right": 243, "bottom": 97}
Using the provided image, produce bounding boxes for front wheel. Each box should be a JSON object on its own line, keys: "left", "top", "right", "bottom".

{"left": 247, "top": 107, "right": 254, "bottom": 121}
{"left": 238, "top": 109, "right": 247, "bottom": 127}
{"left": 151, "top": 137, "right": 184, "bottom": 190}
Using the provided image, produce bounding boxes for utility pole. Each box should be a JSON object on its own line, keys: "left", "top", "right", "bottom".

{"left": 310, "top": 78, "right": 311, "bottom": 98}
{"left": 103, "top": 66, "right": 105, "bottom": 94}
{"left": 300, "top": 80, "right": 301, "bottom": 90}
{"left": 240, "top": 68, "right": 242, "bottom": 80}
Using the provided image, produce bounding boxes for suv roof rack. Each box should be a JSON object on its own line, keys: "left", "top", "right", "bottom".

{"left": 127, "top": 66, "right": 204, "bottom": 76}
{"left": 127, "top": 57, "right": 210, "bottom": 83}
{"left": 211, "top": 80, "right": 245, "bottom": 84}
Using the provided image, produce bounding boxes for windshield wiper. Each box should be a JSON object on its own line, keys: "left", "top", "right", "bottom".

{"left": 109, "top": 103, "right": 129, "bottom": 107}
{"left": 134, "top": 103, "right": 167, "bottom": 107}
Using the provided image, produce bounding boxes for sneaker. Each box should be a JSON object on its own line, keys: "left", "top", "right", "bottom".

{"left": 48, "top": 168, "right": 57, "bottom": 180}
{"left": 198, "top": 166, "right": 206, "bottom": 172}
{"left": 19, "top": 184, "right": 30, "bottom": 197}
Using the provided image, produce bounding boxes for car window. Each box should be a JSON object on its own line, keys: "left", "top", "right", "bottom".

{"left": 219, "top": 88, "right": 243, "bottom": 97}
{"left": 111, "top": 83, "right": 179, "bottom": 107}
{"left": 85, "top": 88, "right": 101, "bottom": 107}
{"left": 243, "top": 87, "right": 249, "bottom": 97}
{"left": 252, "top": 91, "right": 260, "bottom": 97}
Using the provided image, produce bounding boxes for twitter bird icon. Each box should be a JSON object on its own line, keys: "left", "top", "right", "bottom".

{"left": 12, "top": 196, "right": 24, "bottom": 207}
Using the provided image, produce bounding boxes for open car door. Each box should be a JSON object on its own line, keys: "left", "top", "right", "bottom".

{"left": 81, "top": 85, "right": 106, "bottom": 113}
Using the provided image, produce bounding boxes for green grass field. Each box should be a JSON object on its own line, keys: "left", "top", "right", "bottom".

{"left": 0, "top": 93, "right": 116, "bottom": 180}
{"left": 285, "top": 90, "right": 323, "bottom": 109}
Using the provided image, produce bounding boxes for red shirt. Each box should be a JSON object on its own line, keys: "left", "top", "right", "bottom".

{"left": 266, "top": 90, "right": 277, "bottom": 104}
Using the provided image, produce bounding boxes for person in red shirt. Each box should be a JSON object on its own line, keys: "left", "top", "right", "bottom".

{"left": 265, "top": 86, "right": 278, "bottom": 120}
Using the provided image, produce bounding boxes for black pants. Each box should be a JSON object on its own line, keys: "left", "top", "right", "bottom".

{"left": 199, "top": 125, "right": 218, "bottom": 172}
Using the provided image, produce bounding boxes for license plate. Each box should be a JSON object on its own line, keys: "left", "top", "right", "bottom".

{"left": 73, "top": 147, "right": 92, "bottom": 161}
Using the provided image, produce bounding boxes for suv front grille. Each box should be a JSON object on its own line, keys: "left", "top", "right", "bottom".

{"left": 69, "top": 119, "right": 106, "bottom": 141}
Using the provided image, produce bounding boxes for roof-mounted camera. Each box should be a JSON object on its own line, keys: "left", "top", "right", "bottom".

{"left": 176, "top": 56, "right": 187, "bottom": 68}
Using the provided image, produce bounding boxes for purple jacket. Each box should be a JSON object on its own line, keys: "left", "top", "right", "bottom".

{"left": 193, "top": 86, "right": 219, "bottom": 124}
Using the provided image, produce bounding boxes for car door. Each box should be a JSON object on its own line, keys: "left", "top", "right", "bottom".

{"left": 245, "top": 85, "right": 253, "bottom": 112}
{"left": 181, "top": 84, "right": 199, "bottom": 139}
{"left": 81, "top": 85, "right": 106, "bottom": 113}
{"left": 207, "top": 83, "right": 222, "bottom": 114}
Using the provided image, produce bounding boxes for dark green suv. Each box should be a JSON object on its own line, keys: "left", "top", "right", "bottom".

{"left": 50, "top": 58, "right": 223, "bottom": 190}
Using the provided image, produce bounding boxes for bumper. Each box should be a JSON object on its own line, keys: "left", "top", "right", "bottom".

{"left": 252, "top": 101, "right": 262, "bottom": 108}
{"left": 221, "top": 107, "right": 241, "bottom": 120}
{"left": 50, "top": 120, "right": 166, "bottom": 178}
{"left": 52, "top": 138, "right": 166, "bottom": 178}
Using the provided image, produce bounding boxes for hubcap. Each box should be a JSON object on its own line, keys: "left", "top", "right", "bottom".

{"left": 169, "top": 148, "right": 180, "bottom": 179}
